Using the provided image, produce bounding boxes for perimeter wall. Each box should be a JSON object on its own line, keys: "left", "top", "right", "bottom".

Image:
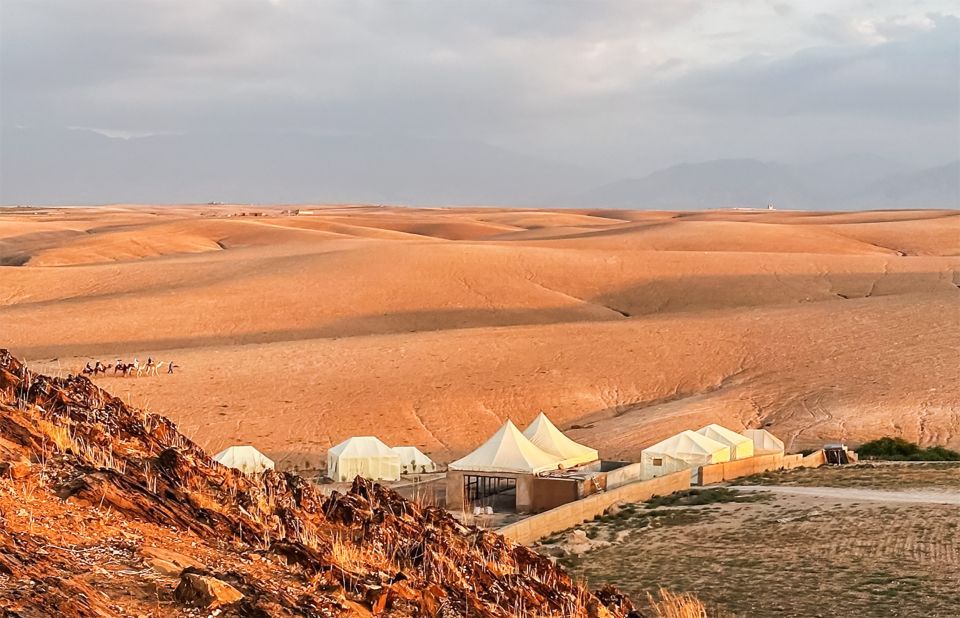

{"left": 498, "top": 449, "right": 844, "bottom": 544}
{"left": 497, "top": 470, "right": 690, "bottom": 545}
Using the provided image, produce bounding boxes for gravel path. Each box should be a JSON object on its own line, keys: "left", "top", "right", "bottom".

{"left": 731, "top": 485, "right": 960, "bottom": 505}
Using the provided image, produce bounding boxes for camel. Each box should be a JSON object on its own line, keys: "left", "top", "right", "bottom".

{"left": 138, "top": 359, "right": 165, "bottom": 377}
{"left": 82, "top": 362, "right": 112, "bottom": 375}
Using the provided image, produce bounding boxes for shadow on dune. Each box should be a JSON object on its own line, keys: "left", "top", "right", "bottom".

{"left": 10, "top": 269, "right": 957, "bottom": 360}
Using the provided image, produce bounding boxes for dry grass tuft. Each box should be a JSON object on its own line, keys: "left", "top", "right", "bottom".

{"left": 647, "top": 588, "right": 709, "bottom": 618}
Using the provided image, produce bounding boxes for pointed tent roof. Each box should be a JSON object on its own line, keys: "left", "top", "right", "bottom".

{"left": 449, "top": 420, "right": 564, "bottom": 474}
{"left": 643, "top": 430, "right": 730, "bottom": 459}
{"left": 393, "top": 446, "right": 436, "bottom": 470}
{"left": 213, "top": 445, "right": 275, "bottom": 474}
{"left": 522, "top": 412, "right": 599, "bottom": 467}
{"left": 696, "top": 424, "right": 753, "bottom": 449}
{"left": 329, "top": 436, "right": 398, "bottom": 459}
{"left": 741, "top": 429, "right": 785, "bottom": 453}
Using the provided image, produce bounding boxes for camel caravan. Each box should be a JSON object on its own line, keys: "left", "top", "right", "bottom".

{"left": 82, "top": 357, "right": 179, "bottom": 378}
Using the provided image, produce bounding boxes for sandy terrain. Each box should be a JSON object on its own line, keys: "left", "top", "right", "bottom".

{"left": 2, "top": 205, "right": 958, "bottom": 467}
{"left": 555, "top": 464, "right": 960, "bottom": 617}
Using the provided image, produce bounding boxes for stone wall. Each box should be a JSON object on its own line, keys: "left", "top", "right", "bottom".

{"left": 497, "top": 470, "right": 691, "bottom": 545}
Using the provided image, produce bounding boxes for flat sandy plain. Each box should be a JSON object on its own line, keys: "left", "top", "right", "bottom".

{"left": 2, "top": 205, "right": 958, "bottom": 467}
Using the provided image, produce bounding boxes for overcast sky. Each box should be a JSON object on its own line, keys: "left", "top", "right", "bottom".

{"left": 2, "top": 0, "right": 958, "bottom": 176}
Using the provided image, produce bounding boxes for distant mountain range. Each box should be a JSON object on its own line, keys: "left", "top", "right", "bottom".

{"left": 2, "top": 127, "right": 957, "bottom": 209}
{"left": 570, "top": 157, "right": 960, "bottom": 210}
{"left": 0, "top": 127, "right": 602, "bottom": 206}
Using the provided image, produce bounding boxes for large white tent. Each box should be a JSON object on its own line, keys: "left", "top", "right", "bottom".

{"left": 696, "top": 424, "right": 755, "bottom": 460}
{"left": 522, "top": 412, "right": 599, "bottom": 468}
{"left": 640, "top": 430, "right": 731, "bottom": 480}
{"left": 449, "top": 420, "right": 563, "bottom": 474}
{"left": 213, "top": 445, "right": 275, "bottom": 474}
{"left": 393, "top": 446, "right": 437, "bottom": 474}
{"left": 327, "top": 436, "right": 401, "bottom": 482}
{"left": 741, "top": 429, "right": 785, "bottom": 455}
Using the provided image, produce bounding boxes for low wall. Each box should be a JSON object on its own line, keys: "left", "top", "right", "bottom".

{"left": 604, "top": 462, "right": 646, "bottom": 490}
{"left": 799, "top": 450, "right": 827, "bottom": 468}
{"left": 698, "top": 450, "right": 831, "bottom": 485}
{"left": 698, "top": 452, "right": 789, "bottom": 485}
{"left": 498, "top": 470, "right": 691, "bottom": 545}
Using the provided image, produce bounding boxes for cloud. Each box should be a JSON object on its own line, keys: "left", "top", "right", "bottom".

{"left": 1, "top": 0, "right": 957, "bottom": 178}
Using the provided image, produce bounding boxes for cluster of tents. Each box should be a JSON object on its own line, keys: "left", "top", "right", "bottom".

{"left": 640, "top": 424, "right": 785, "bottom": 480}
{"left": 327, "top": 437, "right": 437, "bottom": 482}
{"left": 213, "top": 440, "right": 437, "bottom": 482}
{"left": 448, "top": 413, "right": 599, "bottom": 474}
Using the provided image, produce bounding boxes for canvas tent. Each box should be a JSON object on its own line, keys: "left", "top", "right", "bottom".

{"left": 449, "top": 420, "right": 563, "bottom": 474}
{"left": 393, "top": 446, "right": 437, "bottom": 474}
{"left": 696, "top": 424, "right": 755, "bottom": 460}
{"left": 213, "top": 445, "right": 275, "bottom": 474}
{"left": 327, "top": 436, "right": 401, "bottom": 482}
{"left": 640, "top": 430, "right": 731, "bottom": 480}
{"left": 741, "top": 429, "right": 785, "bottom": 455}
{"left": 522, "top": 412, "right": 599, "bottom": 468}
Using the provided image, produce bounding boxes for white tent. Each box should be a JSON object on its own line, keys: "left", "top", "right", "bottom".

{"left": 522, "top": 412, "right": 599, "bottom": 467}
{"left": 327, "top": 436, "right": 401, "bottom": 482}
{"left": 213, "top": 445, "right": 275, "bottom": 474}
{"left": 640, "top": 430, "right": 731, "bottom": 480}
{"left": 696, "top": 424, "right": 755, "bottom": 460}
{"left": 741, "top": 429, "right": 785, "bottom": 455}
{"left": 394, "top": 446, "right": 437, "bottom": 474}
{"left": 449, "top": 420, "right": 563, "bottom": 474}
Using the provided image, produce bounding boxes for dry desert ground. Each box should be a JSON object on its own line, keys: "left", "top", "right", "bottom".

{"left": 2, "top": 205, "right": 958, "bottom": 468}
{"left": 554, "top": 463, "right": 960, "bottom": 617}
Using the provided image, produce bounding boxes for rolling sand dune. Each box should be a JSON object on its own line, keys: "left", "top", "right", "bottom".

{"left": 2, "top": 205, "right": 958, "bottom": 467}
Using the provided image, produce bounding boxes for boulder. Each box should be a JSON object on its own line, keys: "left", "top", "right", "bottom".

{"left": 174, "top": 572, "right": 244, "bottom": 608}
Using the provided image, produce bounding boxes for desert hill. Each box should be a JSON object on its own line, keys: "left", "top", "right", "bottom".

{"left": 0, "top": 351, "right": 636, "bottom": 617}
{"left": 2, "top": 205, "right": 958, "bottom": 467}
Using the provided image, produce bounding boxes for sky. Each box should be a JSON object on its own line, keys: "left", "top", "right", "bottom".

{"left": 1, "top": 0, "right": 958, "bottom": 179}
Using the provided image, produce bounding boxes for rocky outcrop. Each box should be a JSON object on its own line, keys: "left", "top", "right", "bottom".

{"left": 0, "top": 349, "right": 640, "bottom": 617}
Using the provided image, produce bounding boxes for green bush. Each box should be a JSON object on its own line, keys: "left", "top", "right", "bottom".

{"left": 858, "top": 437, "right": 960, "bottom": 461}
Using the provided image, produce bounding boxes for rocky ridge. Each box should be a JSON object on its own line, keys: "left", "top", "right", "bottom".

{"left": 0, "top": 349, "right": 638, "bottom": 617}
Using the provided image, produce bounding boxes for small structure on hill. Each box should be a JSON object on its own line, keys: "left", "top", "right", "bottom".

{"left": 522, "top": 412, "right": 599, "bottom": 467}
{"left": 393, "top": 446, "right": 437, "bottom": 475}
{"left": 741, "top": 428, "right": 785, "bottom": 455}
{"left": 327, "top": 436, "right": 401, "bottom": 482}
{"left": 696, "top": 423, "right": 755, "bottom": 460}
{"left": 213, "top": 445, "right": 275, "bottom": 474}
{"left": 640, "top": 430, "right": 730, "bottom": 480}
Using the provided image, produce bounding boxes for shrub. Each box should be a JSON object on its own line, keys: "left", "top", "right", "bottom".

{"left": 858, "top": 437, "right": 960, "bottom": 461}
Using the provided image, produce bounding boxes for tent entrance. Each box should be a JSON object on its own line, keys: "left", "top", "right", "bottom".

{"left": 464, "top": 475, "right": 517, "bottom": 512}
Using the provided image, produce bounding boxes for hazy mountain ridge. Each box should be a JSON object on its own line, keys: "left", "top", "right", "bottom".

{"left": 0, "top": 127, "right": 605, "bottom": 206}
{"left": 2, "top": 127, "right": 957, "bottom": 209}
{"left": 573, "top": 158, "right": 960, "bottom": 210}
